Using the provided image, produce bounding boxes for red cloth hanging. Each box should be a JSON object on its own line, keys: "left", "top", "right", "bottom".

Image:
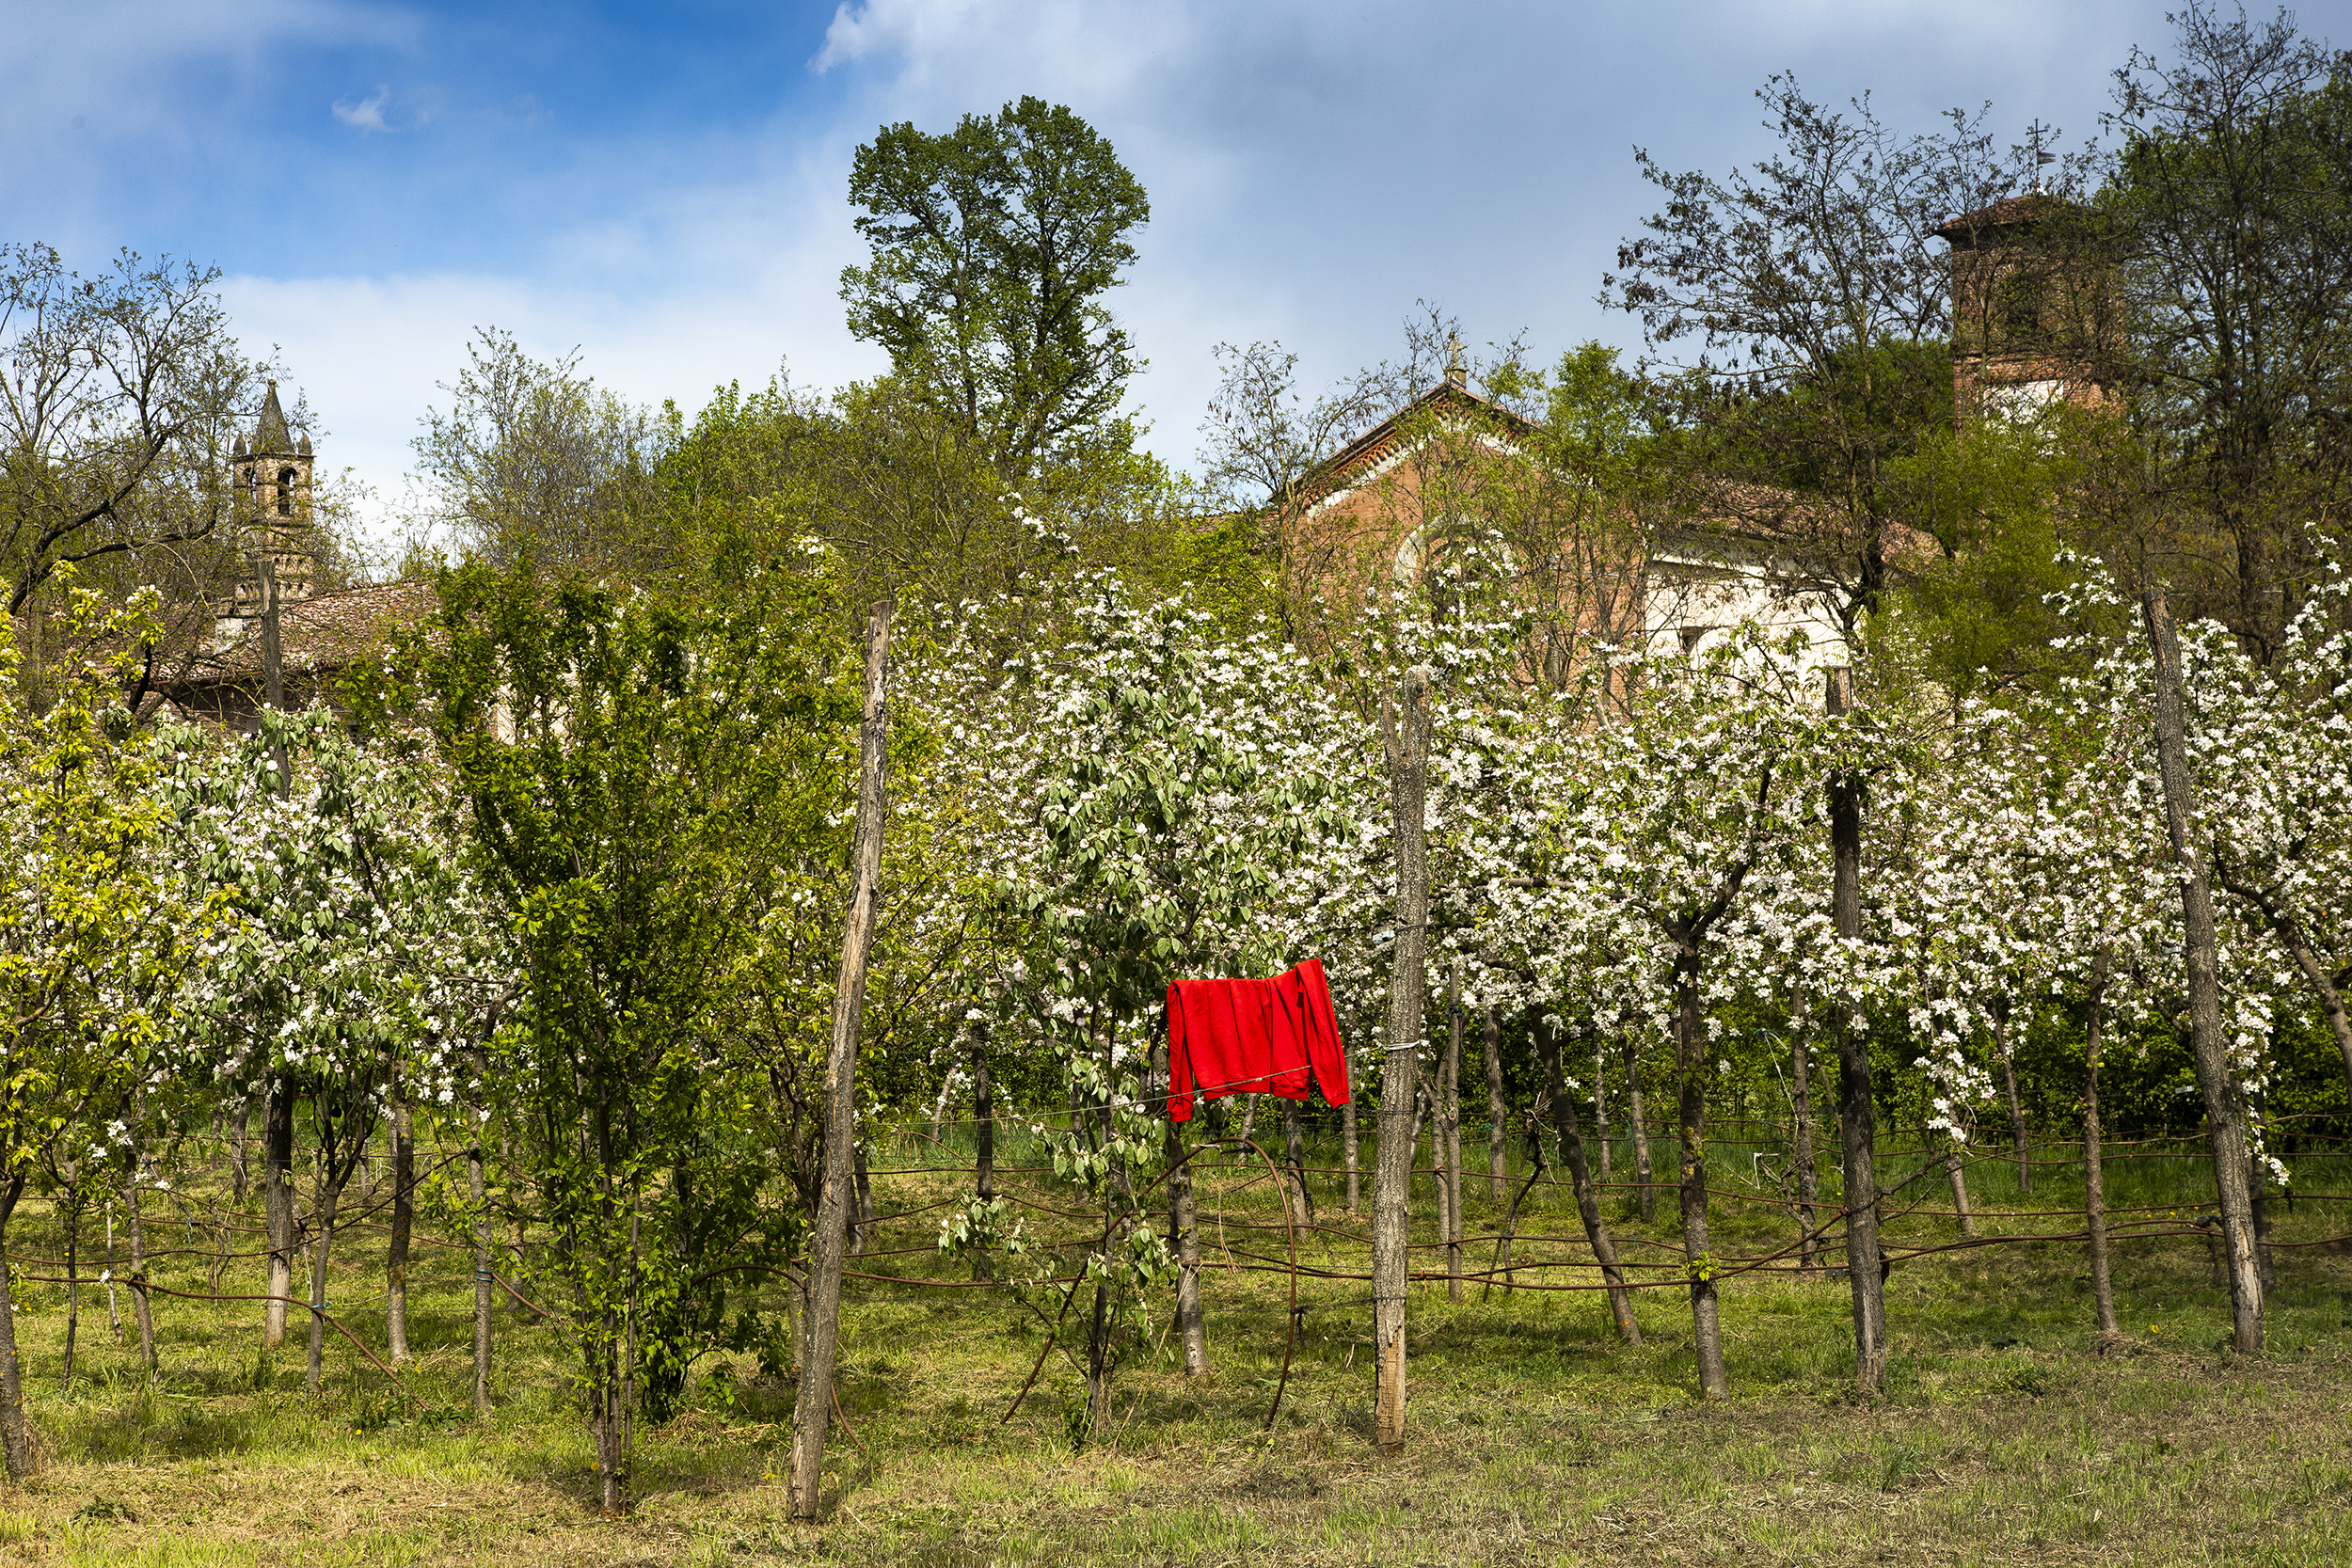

{"left": 1276, "top": 958, "right": 1351, "bottom": 1107}
{"left": 1166, "top": 961, "right": 1348, "bottom": 1122}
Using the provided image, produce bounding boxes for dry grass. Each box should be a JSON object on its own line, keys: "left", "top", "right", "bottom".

{"left": 7, "top": 1132, "right": 2352, "bottom": 1565}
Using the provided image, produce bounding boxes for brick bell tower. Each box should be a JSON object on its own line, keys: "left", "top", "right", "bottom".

{"left": 230, "top": 380, "right": 315, "bottom": 613}
{"left": 1935, "top": 193, "right": 2121, "bottom": 425}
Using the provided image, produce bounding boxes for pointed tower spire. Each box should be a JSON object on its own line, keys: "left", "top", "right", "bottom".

{"left": 253, "top": 380, "right": 293, "bottom": 453}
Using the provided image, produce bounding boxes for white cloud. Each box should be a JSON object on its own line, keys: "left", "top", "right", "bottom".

{"left": 332, "top": 86, "right": 391, "bottom": 132}
{"left": 219, "top": 135, "right": 893, "bottom": 549}
{"left": 117, "top": 0, "right": 2187, "bottom": 546}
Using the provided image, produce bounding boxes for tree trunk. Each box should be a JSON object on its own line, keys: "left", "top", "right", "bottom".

{"left": 850, "top": 1139, "right": 873, "bottom": 1257}
{"left": 1534, "top": 1010, "right": 1641, "bottom": 1344}
{"left": 1441, "top": 968, "right": 1462, "bottom": 1302}
{"left": 2142, "top": 589, "right": 2264, "bottom": 1354}
{"left": 2083, "top": 947, "right": 2120, "bottom": 1345}
{"left": 125, "top": 1168, "right": 157, "bottom": 1381}
{"left": 305, "top": 1174, "right": 342, "bottom": 1398}
{"left": 0, "top": 1182, "right": 35, "bottom": 1478}
{"left": 1623, "top": 1035, "right": 1654, "bottom": 1224}
{"left": 1993, "top": 1004, "right": 2029, "bottom": 1196}
{"left": 1282, "top": 1101, "right": 1315, "bottom": 1227}
{"left": 789, "top": 599, "right": 891, "bottom": 1520}
{"left": 1588, "top": 1045, "right": 1608, "bottom": 1184}
{"left": 470, "top": 1138, "right": 492, "bottom": 1413}
{"left": 1484, "top": 1008, "right": 1507, "bottom": 1204}
{"left": 264, "top": 1076, "right": 295, "bottom": 1350}
{"left": 1672, "top": 960, "right": 1727, "bottom": 1400}
{"left": 1791, "top": 1015, "right": 1819, "bottom": 1274}
{"left": 62, "top": 1190, "right": 81, "bottom": 1387}
{"left": 973, "top": 1022, "right": 994, "bottom": 1281}
{"left": 1084, "top": 1280, "right": 1113, "bottom": 1437}
{"left": 1947, "top": 1139, "right": 1975, "bottom": 1235}
{"left": 2249, "top": 1162, "right": 2279, "bottom": 1291}
{"left": 1828, "top": 667, "right": 1887, "bottom": 1394}
{"left": 1165, "top": 1100, "right": 1206, "bottom": 1376}
{"left": 1372, "top": 666, "right": 1431, "bottom": 1454}
{"left": 387, "top": 1095, "right": 414, "bottom": 1363}
{"left": 232, "top": 1101, "right": 251, "bottom": 1207}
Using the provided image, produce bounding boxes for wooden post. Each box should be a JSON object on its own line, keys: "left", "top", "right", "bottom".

{"left": 263, "top": 1081, "right": 294, "bottom": 1349}
{"left": 1342, "top": 1052, "right": 1361, "bottom": 1215}
{"left": 1790, "top": 997, "right": 1819, "bottom": 1274}
{"left": 789, "top": 600, "right": 893, "bottom": 1519}
{"left": 469, "top": 1134, "right": 492, "bottom": 1413}
{"left": 1373, "top": 667, "right": 1431, "bottom": 1453}
{"left": 1827, "top": 667, "right": 1887, "bottom": 1394}
{"left": 1483, "top": 1008, "right": 1506, "bottom": 1204}
{"left": 2141, "top": 589, "right": 2263, "bottom": 1354}
{"left": 1442, "top": 965, "right": 1463, "bottom": 1303}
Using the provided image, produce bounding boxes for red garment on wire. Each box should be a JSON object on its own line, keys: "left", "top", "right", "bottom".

{"left": 1166, "top": 962, "right": 1349, "bottom": 1122}
{"left": 1276, "top": 958, "right": 1350, "bottom": 1107}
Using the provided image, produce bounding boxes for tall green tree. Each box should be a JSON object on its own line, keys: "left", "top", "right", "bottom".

{"left": 412, "top": 330, "right": 669, "bottom": 580}
{"left": 2105, "top": 2, "right": 2352, "bottom": 662}
{"left": 413, "top": 564, "right": 854, "bottom": 1513}
{"left": 0, "top": 578, "right": 203, "bottom": 1475}
{"left": 842, "top": 97, "right": 1150, "bottom": 482}
{"left": 1603, "top": 78, "right": 2022, "bottom": 625}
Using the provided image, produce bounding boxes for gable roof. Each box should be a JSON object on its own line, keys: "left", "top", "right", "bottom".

{"left": 1286, "top": 377, "right": 1543, "bottom": 515}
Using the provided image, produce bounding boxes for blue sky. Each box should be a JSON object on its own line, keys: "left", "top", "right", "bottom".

{"left": 10, "top": 0, "right": 2346, "bottom": 540}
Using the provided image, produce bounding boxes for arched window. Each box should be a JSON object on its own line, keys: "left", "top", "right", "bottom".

{"left": 278, "top": 468, "right": 296, "bottom": 516}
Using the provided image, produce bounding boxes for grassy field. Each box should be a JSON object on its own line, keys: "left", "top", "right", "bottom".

{"left": 4, "top": 1124, "right": 2350, "bottom": 1566}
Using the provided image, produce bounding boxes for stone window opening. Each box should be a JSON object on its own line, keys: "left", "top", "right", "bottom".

{"left": 277, "top": 467, "right": 296, "bottom": 516}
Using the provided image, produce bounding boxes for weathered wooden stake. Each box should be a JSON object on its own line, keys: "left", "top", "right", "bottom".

{"left": 1442, "top": 965, "right": 1463, "bottom": 1303}
{"left": 1790, "top": 996, "right": 1819, "bottom": 1274}
{"left": 1483, "top": 1008, "right": 1506, "bottom": 1204}
{"left": 789, "top": 600, "right": 893, "bottom": 1519}
{"left": 1373, "top": 666, "right": 1430, "bottom": 1454}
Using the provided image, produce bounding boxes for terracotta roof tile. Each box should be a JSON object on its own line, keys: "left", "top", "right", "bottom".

{"left": 171, "top": 578, "right": 440, "bottom": 688}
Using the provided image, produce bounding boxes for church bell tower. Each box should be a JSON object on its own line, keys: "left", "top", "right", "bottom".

{"left": 230, "top": 380, "right": 316, "bottom": 613}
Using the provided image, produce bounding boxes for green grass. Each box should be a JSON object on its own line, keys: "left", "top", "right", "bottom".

{"left": 5, "top": 1123, "right": 2351, "bottom": 1564}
